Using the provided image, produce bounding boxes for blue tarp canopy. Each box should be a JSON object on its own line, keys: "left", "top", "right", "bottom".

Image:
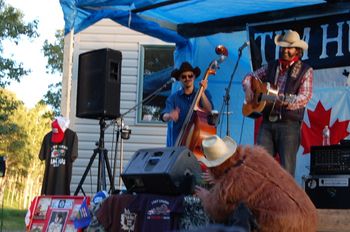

{"left": 60, "top": 0, "right": 329, "bottom": 42}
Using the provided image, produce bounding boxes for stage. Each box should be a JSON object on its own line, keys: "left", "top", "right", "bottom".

{"left": 317, "top": 209, "right": 350, "bottom": 232}
{"left": 86, "top": 193, "right": 350, "bottom": 232}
